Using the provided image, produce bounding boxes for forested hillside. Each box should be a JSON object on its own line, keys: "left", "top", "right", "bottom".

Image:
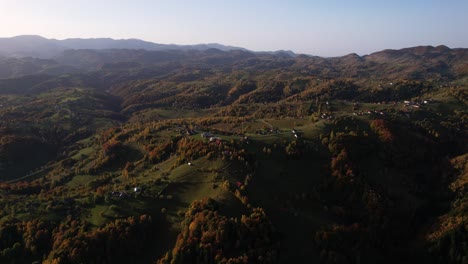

{"left": 0, "top": 45, "right": 466, "bottom": 263}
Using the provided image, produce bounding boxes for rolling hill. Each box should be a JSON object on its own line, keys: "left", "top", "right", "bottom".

{"left": 0, "top": 43, "right": 466, "bottom": 264}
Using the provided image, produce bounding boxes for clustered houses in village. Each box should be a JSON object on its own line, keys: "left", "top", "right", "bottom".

{"left": 111, "top": 191, "right": 128, "bottom": 198}
{"left": 173, "top": 124, "right": 197, "bottom": 136}
{"left": 348, "top": 98, "right": 432, "bottom": 119}
{"left": 255, "top": 128, "right": 280, "bottom": 135}
{"left": 200, "top": 132, "right": 223, "bottom": 144}
{"left": 111, "top": 186, "right": 141, "bottom": 199}
{"left": 403, "top": 98, "right": 431, "bottom": 108}
{"left": 201, "top": 132, "right": 212, "bottom": 139}
{"left": 320, "top": 113, "right": 333, "bottom": 120}
{"left": 291, "top": 129, "right": 299, "bottom": 139}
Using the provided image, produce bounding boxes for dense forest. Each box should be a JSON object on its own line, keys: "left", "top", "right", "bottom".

{"left": 0, "top": 44, "right": 467, "bottom": 263}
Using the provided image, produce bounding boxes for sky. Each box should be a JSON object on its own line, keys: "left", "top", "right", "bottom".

{"left": 0, "top": 0, "right": 467, "bottom": 57}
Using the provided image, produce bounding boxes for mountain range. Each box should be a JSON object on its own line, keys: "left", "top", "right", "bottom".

{"left": 0, "top": 36, "right": 466, "bottom": 81}
{"left": 0, "top": 34, "right": 467, "bottom": 264}
{"left": 0, "top": 35, "right": 252, "bottom": 59}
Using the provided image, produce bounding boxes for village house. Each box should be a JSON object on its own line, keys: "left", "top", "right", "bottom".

{"left": 201, "top": 132, "right": 212, "bottom": 139}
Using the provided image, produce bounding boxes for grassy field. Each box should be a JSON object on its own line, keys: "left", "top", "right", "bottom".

{"left": 66, "top": 174, "right": 96, "bottom": 187}
{"left": 161, "top": 157, "right": 243, "bottom": 222}
{"left": 86, "top": 205, "right": 109, "bottom": 227}
{"left": 71, "top": 147, "right": 95, "bottom": 161}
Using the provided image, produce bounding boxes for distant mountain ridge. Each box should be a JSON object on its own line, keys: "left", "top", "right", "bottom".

{"left": 0, "top": 35, "right": 466, "bottom": 81}
{"left": 0, "top": 35, "right": 250, "bottom": 59}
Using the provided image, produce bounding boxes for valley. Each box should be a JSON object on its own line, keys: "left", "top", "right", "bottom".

{"left": 0, "top": 44, "right": 466, "bottom": 264}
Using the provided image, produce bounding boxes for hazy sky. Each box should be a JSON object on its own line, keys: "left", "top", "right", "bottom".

{"left": 0, "top": 0, "right": 467, "bottom": 56}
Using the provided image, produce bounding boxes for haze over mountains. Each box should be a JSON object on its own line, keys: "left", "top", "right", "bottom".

{"left": 0, "top": 35, "right": 466, "bottom": 82}
{"left": 0, "top": 35, "right": 252, "bottom": 59}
